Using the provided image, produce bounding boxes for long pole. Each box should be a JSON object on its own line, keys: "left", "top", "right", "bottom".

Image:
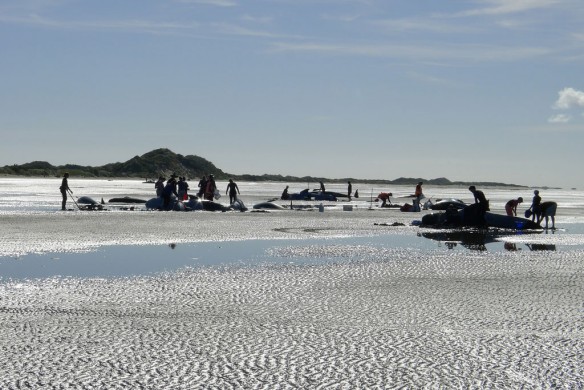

{"left": 67, "top": 188, "right": 81, "bottom": 210}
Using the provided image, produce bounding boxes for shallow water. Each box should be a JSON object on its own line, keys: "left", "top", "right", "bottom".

{"left": 2, "top": 226, "right": 583, "bottom": 280}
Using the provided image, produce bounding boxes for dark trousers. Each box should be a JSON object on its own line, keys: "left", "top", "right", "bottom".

{"left": 61, "top": 190, "right": 67, "bottom": 210}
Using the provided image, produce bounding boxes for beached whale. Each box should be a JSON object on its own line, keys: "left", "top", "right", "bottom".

{"left": 421, "top": 208, "right": 541, "bottom": 230}
{"left": 427, "top": 198, "right": 467, "bottom": 211}
{"left": 144, "top": 197, "right": 186, "bottom": 211}
{"left": 108, "top": 196, "right": 147, "bottom": 204}
{"left": 287, "top": 189, "right": 342, "bottom": 201}
{"left": 289, "top": 189, "right": 311, "bottom": 200}
{"left": 77, "top": 196, "right": 99, "bottom": 205}
{"left": 230, "top": 199, "right": 248, "bottom": 212}
{"left": 185, "top": 198, "right": 243, "bottom": 212}
{"left": 253, "top": 201, "right": 285, "bottom": 210}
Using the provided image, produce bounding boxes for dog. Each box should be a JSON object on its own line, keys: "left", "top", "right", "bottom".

{"left": 537, "top": 201, "right": 557, "bottom": 229}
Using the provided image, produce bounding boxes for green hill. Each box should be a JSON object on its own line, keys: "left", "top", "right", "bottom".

{"left": 0, "top": 148, "right": 226, "bottom": 180}
{"left": 0, "top": 148, "right": 527, "bottom": 187}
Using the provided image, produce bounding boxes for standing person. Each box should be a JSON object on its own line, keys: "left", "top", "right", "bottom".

{"left": 347, "top": 181, "right": 352, "bottom": 201}
{"left": 204, "top": 174, "right": 217, "bottom": 201}
{"left": 319, "top": 181, "right": 326, "bottom": 193}
{"left": 281, "top": 185, "right": 290, "bottom": 200}
{"left": 415, "top": 181, "right": 424, "bottom": 200}
{"left": 529, "top": 190, "right": 542, "bottom": 222}
{"left": 226, "top": 179, "right": 240, "bottom": 204}
{"left": 505, "top": 197, "right": 523, "bottom": 216}
{"left": 177, "top": 177, "right": 189, "bottom": 201}
{"left": 59, "top": 172, "right": 71, "bottom": 210}
{"left": 538, "top": 201, "right": 557, "bottom": 229}
{"left": 197, "top": 176, "right": 207, "bottom": 198}
{"left": 162, "top": 174, "right": 178, "bottom": 209}
{"left": 155, "top": 176, "right": 165, "bottom": 197}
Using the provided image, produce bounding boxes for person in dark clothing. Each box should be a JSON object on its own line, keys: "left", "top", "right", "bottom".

{"left": 197, "top": 176, "right": 207, "bottom": 198}
{"left": 155, "top": 176, "right": 165, "bottom": 197}
{"left": 60, "top": 172, "right": 71, "bottom": 210}
{"left": 281, "top": 185, "right": 290, "bottom": 200}
{"left": 319, "top": 181, "right": 326, "bottom": 193}
{"left": 465, "top": 186, "right": 489, "bottom": 226}
{"left": 529, "top": 190, "right": 542, "bottom": 222}
{"left": 162, "top": 174, "right": 178, "bottom": 209}
{"left": 469, "top": 186, "right": 488, "bottom": 210}
{"left": 226, "top": 179, "right": 240, "bottom": 204}
{"left": 347, "top": 181, "right": 352, "bottom": 201}
{"left": 177, "top": 177, "right": 189, "bottom": 201}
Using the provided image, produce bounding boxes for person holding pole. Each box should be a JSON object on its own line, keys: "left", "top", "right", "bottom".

{"left": 60, "top": 172, "right": 71, "bottom": 210}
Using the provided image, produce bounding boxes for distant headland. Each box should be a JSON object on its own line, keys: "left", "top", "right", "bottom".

{"left": 0, "top": 148, "right": 528, "bottom": 188}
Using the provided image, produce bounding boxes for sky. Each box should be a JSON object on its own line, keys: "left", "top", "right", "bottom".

{"left": 1, "top": 0, "right": 583, "bottom": 189}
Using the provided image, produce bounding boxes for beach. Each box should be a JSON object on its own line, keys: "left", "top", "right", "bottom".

{"left": 0, "top": 179, "right": 583, "bottom": 388}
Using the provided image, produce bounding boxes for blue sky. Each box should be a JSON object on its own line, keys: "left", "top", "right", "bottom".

{"left": 1, "top": 0, "right": 583, "bottom": 188}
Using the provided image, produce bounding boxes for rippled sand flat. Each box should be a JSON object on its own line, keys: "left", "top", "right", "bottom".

{"left": 0, "top": 210, "right": 582, "bottom": 388}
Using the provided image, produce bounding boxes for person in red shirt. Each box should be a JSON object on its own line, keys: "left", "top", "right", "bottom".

{"left": 376, "top": 192, "right": 393, "bottom": 207}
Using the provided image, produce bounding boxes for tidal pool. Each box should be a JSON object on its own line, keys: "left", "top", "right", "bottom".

{"left": 2, "top": 226, "right": 582, "bottom": 280}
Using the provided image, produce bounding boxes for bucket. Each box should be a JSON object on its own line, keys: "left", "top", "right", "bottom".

{"left": 319, "top": 203, "right": 324, "bottom": 212}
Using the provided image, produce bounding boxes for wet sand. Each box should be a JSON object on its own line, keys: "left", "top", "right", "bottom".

{"left": 0, "top": 210, "right": 582, "bottom": 388}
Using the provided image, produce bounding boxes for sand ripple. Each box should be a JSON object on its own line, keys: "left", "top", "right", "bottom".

{"left": 0, "top": 246, "right": 582, "bottom": 388}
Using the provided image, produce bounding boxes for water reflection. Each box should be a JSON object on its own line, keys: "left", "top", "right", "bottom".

{"left": 418, "top": 229, "right": 554, "bottom": 252}
{"left": 0, "top": 230, "right": 569, "bottom": 280}
{"left": 419, "top": 230, "right": 499, "bottom": 251}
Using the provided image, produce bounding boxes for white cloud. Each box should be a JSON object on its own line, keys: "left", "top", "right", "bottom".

{"left": 548, "top": 113, "right": 572, "bottom": 123}
{"left": 270, "top": 41, "right": 549, "bottom": 62}
{"left": 452, "top": 0, "right": 561, "bottom": 17}
{"left": 553, "top": 87, "right": 584, "bottom": 110}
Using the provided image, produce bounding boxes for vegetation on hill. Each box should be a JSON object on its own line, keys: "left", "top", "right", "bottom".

{"left": 0, "top": 148, "right": 526, "bottom": 187}
{"left": 0, "top": 148, "right": 226, "bottom": 180}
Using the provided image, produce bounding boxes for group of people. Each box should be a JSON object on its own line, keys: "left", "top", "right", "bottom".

{"left": 59, "top": 173, "right": 556, "bottom": 228}
{"left": 471, "top": 186, "right": 556, "bottom": 228}
{"left": 508, "top": 189, "right": 557, "bottom": 229}
{"left": 154, "top": 174, "right": 242, "bottom": 205}
{"left": 154, "top": 174, "right": 192, "bottom": 209}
